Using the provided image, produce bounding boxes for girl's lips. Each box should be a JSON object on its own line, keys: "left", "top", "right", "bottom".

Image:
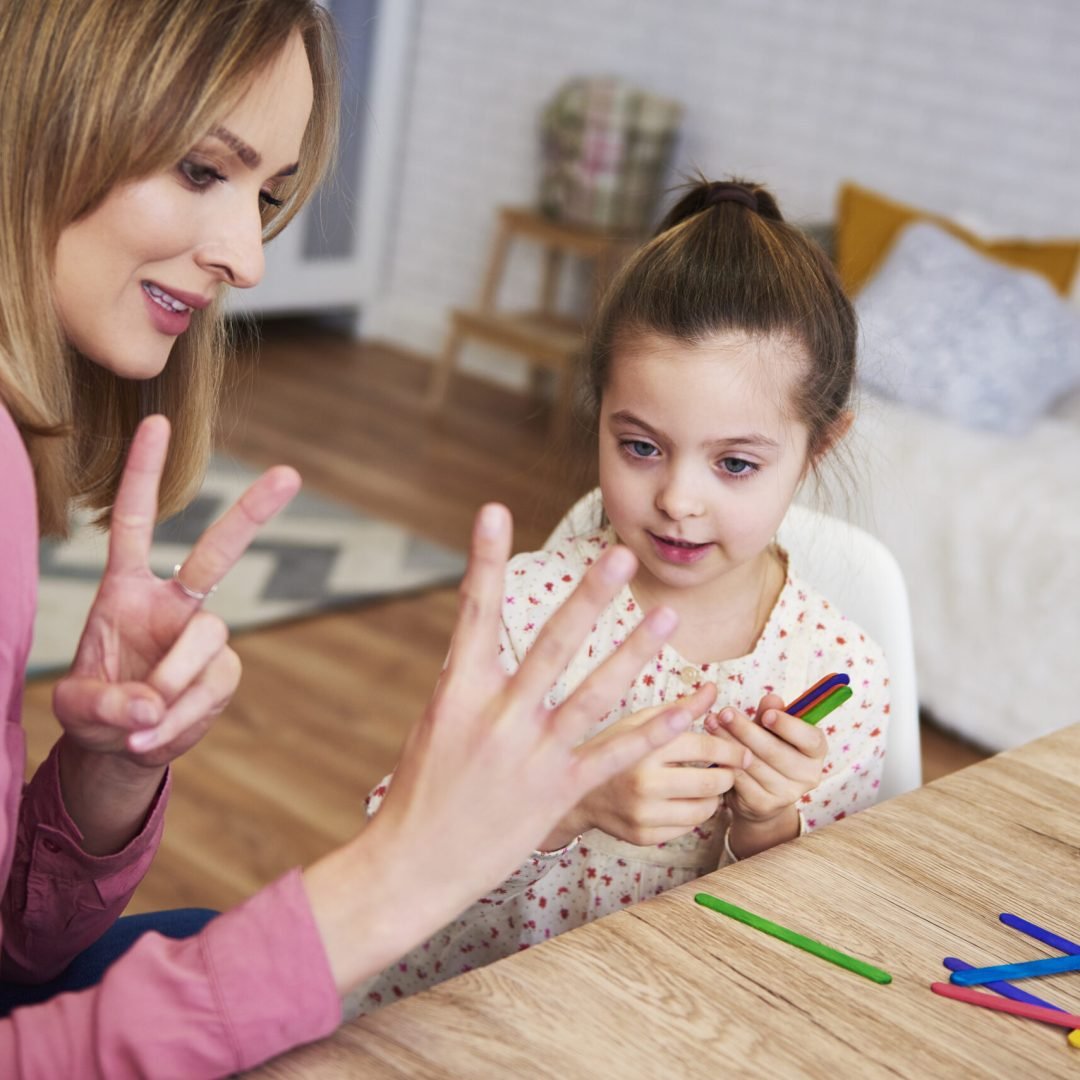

{"left": 647, "top": 532, "right": 714, "bottom": 565}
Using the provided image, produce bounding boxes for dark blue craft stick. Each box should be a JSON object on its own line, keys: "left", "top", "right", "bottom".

{"left": 786, "top": 673, "right": 850, "bottom": 717}
{"left": 1000, "top": 913, "right": 1080, "bottom": 956}
{"left": 943, "top": 957, "right": 1066, "bottom": 1012}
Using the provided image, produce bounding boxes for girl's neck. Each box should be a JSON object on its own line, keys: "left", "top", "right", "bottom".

{"left": 629, "top": 545, "right": 788, "bottom": 667}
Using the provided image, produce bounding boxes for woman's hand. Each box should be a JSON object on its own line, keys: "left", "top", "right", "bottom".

{"left": 304, "top": 503, "right": 695, "bottom": 993}
{"left": 705, "top": 692, "right": 829, "bottom": 857}
{"left": 52, "top": 415, "right": 300, "bottom": 769}
{"left": 537, "top": 684, "right": 753, "bottom": 849}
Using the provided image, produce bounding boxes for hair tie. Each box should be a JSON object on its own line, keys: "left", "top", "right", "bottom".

{"left": 704, "top": 182, "right": 758, "bottom": 213}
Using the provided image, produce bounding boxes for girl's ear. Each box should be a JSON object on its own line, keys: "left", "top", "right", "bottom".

{"left": 798, "top": 409, "right": 854, "bottom": 484}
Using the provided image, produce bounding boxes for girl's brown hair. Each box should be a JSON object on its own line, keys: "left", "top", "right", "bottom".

{"left": 0, "top": 0, "right": 340, "bottom": 535}
{"left": 579, "top": 178, "right": 856, "bottom": 469}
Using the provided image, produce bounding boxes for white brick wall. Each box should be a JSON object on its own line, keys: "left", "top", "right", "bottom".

{"left": 365, "top": 0, "right": 1080, "bottom": 385}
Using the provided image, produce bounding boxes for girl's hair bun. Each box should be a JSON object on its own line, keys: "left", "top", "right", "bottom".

{"left": 656, "top": 178, "right": 783, "bottom": 235}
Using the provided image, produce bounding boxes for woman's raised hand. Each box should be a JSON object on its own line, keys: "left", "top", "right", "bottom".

{"left": 52, "top": 415, "right": 301, "bottom": 769}
{"left": 305, "top": 503, "right": 694, "bottom": 993}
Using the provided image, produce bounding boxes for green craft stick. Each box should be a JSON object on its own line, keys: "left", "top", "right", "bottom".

{"left": 800, "top": 685, "right": 853, "bottom": 726}
{"left": 694, "top": 893, "right": 892, "bottom": 984}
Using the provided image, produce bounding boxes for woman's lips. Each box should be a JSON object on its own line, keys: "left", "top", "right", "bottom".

{"left": 647, "top": 532, "right": 714, "bottom": 565}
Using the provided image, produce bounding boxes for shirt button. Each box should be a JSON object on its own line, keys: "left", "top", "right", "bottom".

{"left": 680, "top": 666, "right": 698, "bottom": 686}
{"left": 42, "top": 839, "right": 61, "bottom": 854}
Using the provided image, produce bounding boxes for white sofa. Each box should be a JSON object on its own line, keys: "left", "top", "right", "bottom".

{"left": 824, "top": 384, "right": 1080, "bottom": 753}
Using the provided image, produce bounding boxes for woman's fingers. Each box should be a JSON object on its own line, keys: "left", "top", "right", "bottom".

{"left": 441, "top": 504, "right": 514, "bottom": 684}
{"left": 105, "top": 415, "right": 170, "bottom": 576}
{"left": 53, "top": 678, "right": 166, "bottom": 739}
{"left": 128, "top": 646, "right": 241, "bottom": 753}
{"left": 146, "top": 611, "right": 230, "bottom": 703}
{"left": 511, "top": 546, "right": 642, "bottom": 712}
{"left": 177, "top": 465, "right": 301, "bottom": 600}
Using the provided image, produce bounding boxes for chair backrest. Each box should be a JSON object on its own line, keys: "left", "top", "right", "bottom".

{"left": 545, "top": 491, "right": 922, "bottom": 801}
{"left": 777, "top": 502, "right": 921, "bottom": 800}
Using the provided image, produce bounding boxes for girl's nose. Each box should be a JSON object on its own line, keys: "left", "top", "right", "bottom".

{"left": 655, "top": 467, "right": 705, "bottom": 521}
{"left": 194, "top": 201, "right": 266, "bottom": 289}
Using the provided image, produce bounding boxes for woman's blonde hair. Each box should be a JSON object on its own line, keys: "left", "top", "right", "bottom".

{"left": 0, "top": 0, "right": 339, "bottom": 535}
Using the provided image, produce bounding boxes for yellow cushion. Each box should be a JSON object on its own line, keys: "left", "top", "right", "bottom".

{"left": 836, "top": 182, "right": 1080, "bottom": 297}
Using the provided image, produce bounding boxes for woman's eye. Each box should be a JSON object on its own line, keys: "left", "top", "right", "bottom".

{"left": 622, "top": 439, "right": 659, "bottom": 458}
{"left": 720, "top": 457, "right": 757, "bottom": 477}
{"left": 178, "top": 158, "right": 225, "bottom": 189}
{"left": 259, "top": 190, "right": 285, "bottom": 209}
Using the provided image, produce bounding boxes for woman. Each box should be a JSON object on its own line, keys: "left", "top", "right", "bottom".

{"left": 0, "top": 2, "right": 693, "bottom": 1075}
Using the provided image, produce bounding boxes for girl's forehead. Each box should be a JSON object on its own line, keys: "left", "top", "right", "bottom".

{"left": 606, "top": 330, "right": 805, "bottom": 421}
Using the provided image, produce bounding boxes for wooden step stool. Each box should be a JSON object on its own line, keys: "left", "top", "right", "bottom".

{"left": 426, "top": 206, "right": 634, "bottom": 433}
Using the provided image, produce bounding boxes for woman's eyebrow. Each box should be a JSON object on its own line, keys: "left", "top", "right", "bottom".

{"left": 209, "top": 125, "right": 299, "bottom": 178}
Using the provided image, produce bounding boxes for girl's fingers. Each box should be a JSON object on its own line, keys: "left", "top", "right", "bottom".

{"left": 176, "top": 466, "right": 301, "bottom": 601}
{"left": 658, "top": 764, "right": 739, "bottom": 800}
{"left": 441, "top": 504, "right": 513, "bottom": 682}
{"left": 547, "top": 599, "right": 676, "bottom": 747}
{"left": 128, "top": 647, "right": 240, "bottom": 754}
{"left": 146, "top": 611, "right": 230, "bottom": 704}
{"left": 573, "top": 705, "right": 692, "bottom": 795}
{"left": 106, "top": 416, "right": 170, "bottom": 575}
{"left": 511, "top": 545, "right": 643, "bottom": 713}
{"left": 660, "top": 731, "right": 749, "bottom": 770}
{"left": 715, "top": 706, "right": 825, "bottom": 775}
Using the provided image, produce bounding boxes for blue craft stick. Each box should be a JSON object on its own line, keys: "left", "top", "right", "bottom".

{"left": 1000, "top": 913, "right": 1080, "bottom": 956}
{"left": 942, "top": 957, "right": 1066, "bottom": 1012}
{"left": 950, "top": 953, "right": 1080, "bottom": 986}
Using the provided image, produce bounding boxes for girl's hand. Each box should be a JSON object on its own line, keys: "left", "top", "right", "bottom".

{"left": 52, "top": 415, "right": 301, "bottom": 770}
{"left": 306, "top": 503, "right": 698, "bottom": 992}
{"left": 538, "top": 684, "right": 753, "bottom": 849}
{"left": 706, "top": 692, "right": 828, "bottom": 852}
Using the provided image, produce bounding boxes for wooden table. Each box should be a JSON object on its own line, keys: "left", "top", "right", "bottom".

{"left": 252, "top": 724, "right": 1080, "bottom": 1078}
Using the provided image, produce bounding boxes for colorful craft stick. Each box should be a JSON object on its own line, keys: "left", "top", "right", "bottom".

{"left": 1068, "top": 1029, "right": 1080, "bottom": 1048}
{"left": 943, "top": 957, "right": 1066, "bottom": 1012}
{"left": 950, "top": 953, "right": 1080, "bottom": 986}
{"left": 799, "top": 686, "right": 853, "bottom": 726}
{"left": 1000, "top": 913, "right": 1080, "bottom": 956}
{"left": 786, "top": 672, "right": 850, "bottom": 718}
{"left": 931, "top": 982, "right": 1080, "bottom": 1030}
{"left": 693, "top": 893, "right": 892, "bottom": 984}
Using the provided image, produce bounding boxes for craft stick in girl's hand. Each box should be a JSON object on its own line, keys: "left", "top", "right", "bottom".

{"left": 785, "top": 672, "right": 850, "bottom": 723}
{"left": 799, "top": 686, "right": 853, "bottom": 726}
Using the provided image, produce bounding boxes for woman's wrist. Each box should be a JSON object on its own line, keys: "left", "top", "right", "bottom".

{"left": 726, "top": 803, "right": 802, "bottom": 861}
{"left": 57, "top": 737, "right": 167, "bottom": 855}
{"left": 304, "top": 817, "right": 471, "bottom": 997}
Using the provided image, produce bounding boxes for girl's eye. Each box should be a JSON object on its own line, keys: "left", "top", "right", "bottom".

{"left": 719, "top": 457, "right": 758, "bottom": 478}
{"left": 621, "top": 439, "right": 659, "bottom": 459}
{"left": 178, "top": 158, "right": 225, "bottom": 189}
{"left": 259, "top": 190, "right": 284, "bottom": 209}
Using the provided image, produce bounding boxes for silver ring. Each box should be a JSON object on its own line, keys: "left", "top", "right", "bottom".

{"left": 172, "top": 564, "right": 218, "bottom": 602}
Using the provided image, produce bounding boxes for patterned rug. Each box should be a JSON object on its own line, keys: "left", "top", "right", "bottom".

{"left": 30, "top": 455, "right": 467, "bottom": 678}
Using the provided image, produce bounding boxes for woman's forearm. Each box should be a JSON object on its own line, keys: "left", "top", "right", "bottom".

{"left": 57, "top": 737, "right": 166, "bottom": 855}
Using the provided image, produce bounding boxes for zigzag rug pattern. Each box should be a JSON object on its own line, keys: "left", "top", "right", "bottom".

{"left": 30, "top": 456, "right": 466, "bottom": 677}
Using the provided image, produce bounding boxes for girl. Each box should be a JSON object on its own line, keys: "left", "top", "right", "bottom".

{"left": 0, "top": 3, "right": 691, "bottom": 1075}
{"left": 355, "top": 179, "right": 891, "bottom": 1012}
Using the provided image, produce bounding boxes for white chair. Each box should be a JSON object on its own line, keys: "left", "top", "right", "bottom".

{"left": 544, "top": 492, "right": 922, "bottom": 801}
{"left": 777, "top": 502, "right": 921, "bottom": 800}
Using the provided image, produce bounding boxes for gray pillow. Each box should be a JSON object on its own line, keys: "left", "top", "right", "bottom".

{"left": 855, "top": 221, "right": 1080, "bottom": 436}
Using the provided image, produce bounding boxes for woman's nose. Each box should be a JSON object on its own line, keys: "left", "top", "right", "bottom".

{"left": 194, "top": 200, "right": 266, "bottom": 289}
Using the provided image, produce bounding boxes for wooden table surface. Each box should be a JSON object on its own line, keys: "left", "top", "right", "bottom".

{"left": 251, "top": 723, "right": 1080, "bottom": 1078}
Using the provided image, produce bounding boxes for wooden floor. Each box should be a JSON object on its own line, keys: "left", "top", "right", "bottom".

{"left": 21, "top": 320, "right": 989, "bottom": 914}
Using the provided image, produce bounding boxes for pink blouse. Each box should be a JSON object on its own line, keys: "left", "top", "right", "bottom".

{"left": 0, "top": 405, "right": 340, "bottom": 1077}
